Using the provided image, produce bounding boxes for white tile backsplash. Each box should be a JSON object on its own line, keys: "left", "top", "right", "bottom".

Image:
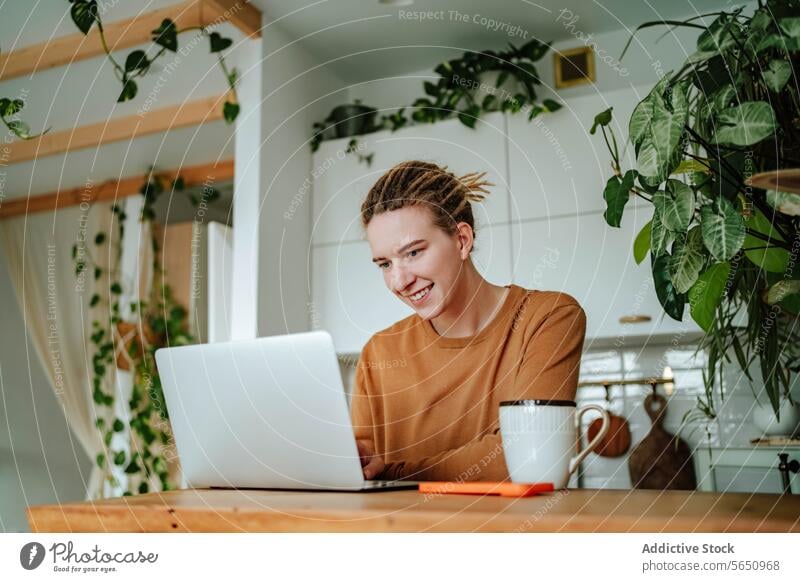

{"left": 576, "top": 342, "right": 799, "bottom": 491}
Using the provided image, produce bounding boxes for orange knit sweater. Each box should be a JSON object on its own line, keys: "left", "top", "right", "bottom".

{"left": 350, "top": 284, "right": 587, "bottom": 482}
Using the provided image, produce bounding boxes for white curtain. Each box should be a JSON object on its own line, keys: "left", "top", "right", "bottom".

{"left": 0, "top": 200, "right": 129, "bottom": 499}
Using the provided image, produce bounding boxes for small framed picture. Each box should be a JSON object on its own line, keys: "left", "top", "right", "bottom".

{"left": 554, "top": 46, "right": 595, "bottom": 89}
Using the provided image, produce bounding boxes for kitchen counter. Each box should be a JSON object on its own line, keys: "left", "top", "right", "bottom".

{"left": 27, "top": 487, "right": 800, "bottom": 532}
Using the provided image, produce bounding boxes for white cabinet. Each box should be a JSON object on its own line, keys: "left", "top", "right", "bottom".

{"left": 312, "top": 224, "right": 514, "bottom": 353}
{"left": 507, "top": 85, "right": 648, "bottom": 221}
{"left": 311, "top": 112, "right": 509, "bottom": 245}
{"left": 510, "top": 207, "right": 701, "bottom": 341}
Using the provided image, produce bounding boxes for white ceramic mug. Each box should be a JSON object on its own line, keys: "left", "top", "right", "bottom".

{"left": 499, "top": 399, "right": 611, "bottom": 489}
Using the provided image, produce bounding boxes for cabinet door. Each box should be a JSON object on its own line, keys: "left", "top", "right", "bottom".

{"left": 507, "top": 85, "right": 647, "bottom": 222}
{"left": 510, "top": 209, "right": 701, "bottom": 341}
{"left": 312, "top": 224, "right": 513, "bottom": 353}
{"left": 312, "top": 112, "right": 509, "bottom": 245}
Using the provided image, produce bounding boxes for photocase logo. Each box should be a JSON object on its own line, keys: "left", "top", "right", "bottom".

{"left": 20, "top": 542, "right": 46, "bottom": 570}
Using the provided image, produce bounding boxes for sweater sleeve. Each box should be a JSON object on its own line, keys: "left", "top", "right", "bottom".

{"left": 380, "top": 298, "right": 587, "bottom": 482}
{"left": 349, "top": 354, "right": 376, "bottom": 443}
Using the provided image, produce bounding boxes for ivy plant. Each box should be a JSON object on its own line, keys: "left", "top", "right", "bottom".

{"left": 67, "top": 0, "right": 240, "bottom": 122}
{"left": 310, "top": 38, "right": 561, "bottom": 156}
{"left": 73, "top": 170, "right": 219, "bottom": 496}
{"left": 591, "top": 0, "right": 800, "bottom": 423}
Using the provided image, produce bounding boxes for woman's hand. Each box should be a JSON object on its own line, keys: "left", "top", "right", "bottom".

{"left": 356, "top": 439, "right": 385, "bottom": 480}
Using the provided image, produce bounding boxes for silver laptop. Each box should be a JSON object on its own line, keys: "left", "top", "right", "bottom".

{"left": 155, "top": 331, "right": 417, "bottom": 491}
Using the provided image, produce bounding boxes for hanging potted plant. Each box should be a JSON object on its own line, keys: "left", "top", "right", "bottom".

{"left": 590, "top": 0, "right": 800, "bottom": 425}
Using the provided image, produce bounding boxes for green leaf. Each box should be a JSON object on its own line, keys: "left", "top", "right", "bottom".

{"left": 669, "top": 228, "right": 706, "bottom": 294}
{"left": 602, "top": 170, "right": 635, "bottom": 227}
{"left": 227, "top": 67, "right": 239, "bottom": 88}
{"left": 636, "top": 139, "right": 661, "bottom": 179}
{"left": 700, "top": 196, "right": 745, "bottom": 261}
{"left": 650, "top": 203, "right": 674, "bottom": 256}
{"left": 209, "top": 32, "right": 233, "bottom": 53}
{"left": 714, "top": 102, "right": 777, "bottom": 146}
{"left": 6, "top": 120, "right": 30, "bottom": 139}
{"left": 765, "top": 280, "right": 800, "bottom": 305}
{"left": 118, "top": 78, "right": 138, "bottom": 103}
{"left": 660, "top": 179, "right": 694, "bottom": 233}
{"left": 0, "top": 98, "right": 23, "bottom": 117}
{"left": 139, "top": 481, "right": 150, "bottom": 494}
{"left": 766, "top": 189, "right": 800, "bottom": 216}
{"left": 152, "top": 19, "right": 178, "bottom": 52}
{"left": 645, "top": 83, "right": 687, "bottom": 180}
{"left": 96, "top": 453, "right": 106, "bottom": 469}
{"left": 110, "top": 282, "right": 122, "bottom": 294}
{"left": 629, "top": 97, "right": 654, "bottom": 148}
{"left": 763, "top": 60, "right": 791, "bottom": 92}
{"left": 633, "top": 220, "right": 652, "bottom": 264}
{"left": 519, "top": 38, "right": 549, "bottom": 61}
{"left": 124, "top": 50, "right": 149, "bottom": 73}
{"left": 743, "top": 206, "right": 789, "bottom": 272}
{"left": 688, "top": 262, "right": 731, "bottom": 331}
{"left": 223, "top": 101, "right": 239, "bottom": 124}
{"left": 672, "top": 159, "right": 709, "bottom": 175}
{"left": 113, "top": 450, "right": 126, "bottom": 466}
{"left": 779, "top": 18, "right": 800, "bottom": 39}
{"left": 697, "top": 14, "right": 739, "bottom": 54}
{"left": 652, "top": 253, "right": 685, "bottom": 321}
{"left": 629, "top": 76, "right": 669, "bottom": 149}
{"left": 89, "top": 294, "right": 100, "bottom": 307}
{"left": 542, "top": 99, "right": 561, "bottom": 112}
{"left": 424, "top": 81, "right": 438, "bottom": 97}
{"left": 70, "top": 0, "right": 99, "bottom": 35}
{"left": 94, "top": 232, "right": 106, "bottom": 245}
{"left": 112, "top": 418, "right": 124, "bottom": 432}
{"left": 458, "top": 105, "right": 480, "bottom": 128}
{"left": 590, "top": 107, "right": 613, "bottom": 135}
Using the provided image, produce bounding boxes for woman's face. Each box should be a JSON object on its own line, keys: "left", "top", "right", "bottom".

{"left": 365, "top": 205, "right": 472, "bottom": 320}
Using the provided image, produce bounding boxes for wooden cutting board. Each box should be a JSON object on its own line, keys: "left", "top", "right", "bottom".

{"left": 629, "top": 393, "right": 697, "bottom": 490}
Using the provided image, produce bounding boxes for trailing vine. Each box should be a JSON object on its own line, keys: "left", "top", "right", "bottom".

{"left": 74, "top": 169, "right": 219, "bottom": 496}
{"left": 67, "top": 0, "right": 240, "bottom": 122}
{"left": 310, "top": 38, "right": 561, "bottom": 157}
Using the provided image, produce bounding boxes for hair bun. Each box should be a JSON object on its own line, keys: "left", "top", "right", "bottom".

{"left": 457, "top": 170, "right": 494, "bottom": 203}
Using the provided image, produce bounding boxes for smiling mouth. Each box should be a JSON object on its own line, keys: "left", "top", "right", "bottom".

{"left": 407, "top": 283, "right": 433, "bottom": 304}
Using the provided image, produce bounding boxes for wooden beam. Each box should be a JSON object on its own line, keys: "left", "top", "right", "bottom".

{"left": 201, "top": 0, "right": 262, "bottom": 38}
{"left": 0, "top": 1, "right": 261, "bottom": 82}
{"left": 0, "top": 159, "right": 234, "bottom": 220}
{"left": 5, "top": 95, "right": 225, "bottom": 164}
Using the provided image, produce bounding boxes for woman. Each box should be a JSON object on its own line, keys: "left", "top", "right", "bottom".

{"left": 352, "top": 160, "right": 586, "bottom": 482}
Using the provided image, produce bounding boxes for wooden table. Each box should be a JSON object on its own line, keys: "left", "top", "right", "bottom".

{"left": 27, "top": 488, "right": 800, "bottom": 532}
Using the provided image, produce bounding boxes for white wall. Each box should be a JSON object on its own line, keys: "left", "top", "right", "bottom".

{"left": 345, "top": 18, "right": 706, "bottom": 112}
{"left": 257, "top": 23, "right": 346, "bottom": 336}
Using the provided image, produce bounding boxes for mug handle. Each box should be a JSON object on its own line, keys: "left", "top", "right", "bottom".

{"left": 568, "top": 404, "right": 611, "bottom": 476}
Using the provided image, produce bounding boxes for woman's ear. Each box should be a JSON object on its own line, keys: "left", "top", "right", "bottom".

{"left": 455, "top": 222, "right": 474, "bottom": 259}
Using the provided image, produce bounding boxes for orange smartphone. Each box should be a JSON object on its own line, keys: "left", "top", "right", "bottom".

{"left": 418, "top": 481, "right": 554, "bottom": 498}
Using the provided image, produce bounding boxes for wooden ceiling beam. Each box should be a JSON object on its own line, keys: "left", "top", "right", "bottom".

{"left": 5, "top": 95, "right": 226, "bottom": 164}
{"left": 200, "top": 0, "right": 263, "bottom": 39}
{"left": 0, "top": 1, "right": 261, "bottom": 82}
{"left": 0, "top": 159, "right": 234, "bottom": 220}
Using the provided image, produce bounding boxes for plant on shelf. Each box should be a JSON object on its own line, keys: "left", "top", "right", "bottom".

{"left": 73, "top": 170, "right": 220, "bottom": 497}
{"left": 590, "top": 0, "right": 800, "bottom": 424}
{"left": 310, "top": 38, "right": 561, "bottom": 157}
{"left": 67, "top": 0, "right": 240, "bottom": 122}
